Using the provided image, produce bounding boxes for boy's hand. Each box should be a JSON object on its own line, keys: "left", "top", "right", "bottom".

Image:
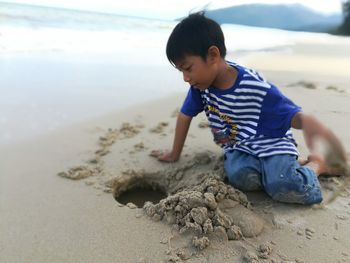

{"left": 150, "top": 112, "right": 192, "bottom": 163}
{"left": 150, "top": 150, "right": 179, "bottom": 162}
{"left": 295, "top": 113, "right": 347, "bottom": 162}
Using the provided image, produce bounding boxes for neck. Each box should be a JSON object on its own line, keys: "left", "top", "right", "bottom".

{"left": 212, "top": 61, "right": 238, "bottom": 90}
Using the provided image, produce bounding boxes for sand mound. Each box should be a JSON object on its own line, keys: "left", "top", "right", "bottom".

{"left": 109, "top": 152, "right": 265, "bottom": 252}
{"left": 143, "top": 176, "right": 264, "bottom": 243}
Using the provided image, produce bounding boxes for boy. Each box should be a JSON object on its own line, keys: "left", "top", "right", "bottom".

{"left": 151, "top": 13, "right": 347, "bottom": 204}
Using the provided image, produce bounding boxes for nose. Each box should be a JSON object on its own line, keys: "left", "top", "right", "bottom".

{"left": 183, "top": 72, "right": 191, "bottom": 83}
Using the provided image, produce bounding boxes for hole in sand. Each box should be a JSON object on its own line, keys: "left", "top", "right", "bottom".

{"left": 114, "top": 182, "right": 167, "bottom": 208}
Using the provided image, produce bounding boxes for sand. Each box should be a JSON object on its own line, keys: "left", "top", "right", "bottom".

{"left": 1, "top": 38, "right": 350, "bottom": 263}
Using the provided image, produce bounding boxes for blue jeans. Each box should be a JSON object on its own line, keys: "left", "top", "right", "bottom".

{"left": 224, "top": 150, "right": 323, "bottom": 205}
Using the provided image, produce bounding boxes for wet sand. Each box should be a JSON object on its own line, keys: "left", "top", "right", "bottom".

{"left": 1, "top": 38, "right": 350, "bottom": 262}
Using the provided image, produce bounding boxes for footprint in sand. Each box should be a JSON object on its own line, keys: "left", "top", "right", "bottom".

{"left": 326, "top": 85, "right": 346, "bottom": 93}
{"left": 58, "top": 122, "right": 144, "bottom": 181}
{"left": 287, "top": 81, "right": 317, "bottom": 89}
{"left": 133, "top": 142, "right": 148, "bottom": 152}
{"left": 96, "top": 122, "right": 144, "bottom": 158}
{"left": 198, "top": 120, "right": 209, "bottom": 128}
{"left": 57, "top": 165, "right": 102, "bottom": 180}
{"left": 149, "top": 122, "right": 169, "bottom": 134}
{"left": 119, "top": 122, "right": 143, "bottom": 138}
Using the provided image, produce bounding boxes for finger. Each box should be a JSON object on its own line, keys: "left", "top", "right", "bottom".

{"left": 158, "top": 152, "right": 172, "bottom": 162}
{"left": 149, "top": 150, "right": 162, "bottom": 157}
{"left": 158, "top": 158, "right": 172, "bottom": 162}
{"left": 298, "top": 158, "right": 309, "bottom": 165}
{"left": 158, "top": 156, "right": 174, "bottom": 163}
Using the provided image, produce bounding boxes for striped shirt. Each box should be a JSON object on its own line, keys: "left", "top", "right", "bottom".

{"left": 180, "top": 61, "right": 301, "bottom": 157}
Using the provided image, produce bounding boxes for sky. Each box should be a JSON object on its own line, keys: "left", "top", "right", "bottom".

{"left": 2, "top": 0, "right": 344, "bottom": 20}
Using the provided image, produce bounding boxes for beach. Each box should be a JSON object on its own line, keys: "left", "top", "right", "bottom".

{"left": 1, "top": 37, "right": 350, "bottom": 262}
{"left": 1, "top": 5, "right": 350, "bottom": 262}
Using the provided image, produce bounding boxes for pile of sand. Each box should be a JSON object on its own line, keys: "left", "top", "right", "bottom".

{"left": 108, "top": 152, "right": 265, "bottom": 261}
{"left": 143, "top": 176, "right": 264, "bottom": 247}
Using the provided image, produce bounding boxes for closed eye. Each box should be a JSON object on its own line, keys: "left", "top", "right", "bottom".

{"left": 184, "top": 65, "right": 192, "bottom": 72}
{"left": 176, "top": 64, "right": 193, "bottom": 72}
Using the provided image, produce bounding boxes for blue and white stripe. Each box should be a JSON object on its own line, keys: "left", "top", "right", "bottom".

{"left": 200, "top": 62, "right": 298, "bottom": 157}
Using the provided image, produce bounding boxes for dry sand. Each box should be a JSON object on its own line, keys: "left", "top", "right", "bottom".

{"left": 1, "top": 38, "right": 350, "bottom": 263}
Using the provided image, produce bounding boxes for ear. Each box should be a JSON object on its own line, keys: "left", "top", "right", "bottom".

{"left": 207, "top": 46, "right": 221, "bottom": 64}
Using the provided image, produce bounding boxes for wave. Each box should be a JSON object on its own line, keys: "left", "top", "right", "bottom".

{"left": 0, "top": 1, "right": 174, "bottom": 31}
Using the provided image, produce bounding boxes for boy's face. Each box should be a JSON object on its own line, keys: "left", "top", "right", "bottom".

{"left": 175, "top": 55, "right": 217, "bottom": 91}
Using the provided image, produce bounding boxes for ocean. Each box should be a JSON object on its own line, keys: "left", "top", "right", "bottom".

{"left": 0, "top": 2, "right": 339, "bottom": 145}
{"left": 1, "top": 2, "right": 331, "bottom": 56}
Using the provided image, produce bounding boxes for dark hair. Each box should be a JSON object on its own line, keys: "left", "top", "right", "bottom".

{"left": 166, "top": 12, "right": 226, "bottom": 66}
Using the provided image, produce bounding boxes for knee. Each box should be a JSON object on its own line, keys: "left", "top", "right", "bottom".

{"left": 226, "top": 167, "right": 262, "bottom": 191}
{"left": 224, "top": 151, "right": 262, "bottom": 191}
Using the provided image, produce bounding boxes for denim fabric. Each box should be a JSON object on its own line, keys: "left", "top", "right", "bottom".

{"left": 224, "top": 150, "right": 323, "bottom": 205}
